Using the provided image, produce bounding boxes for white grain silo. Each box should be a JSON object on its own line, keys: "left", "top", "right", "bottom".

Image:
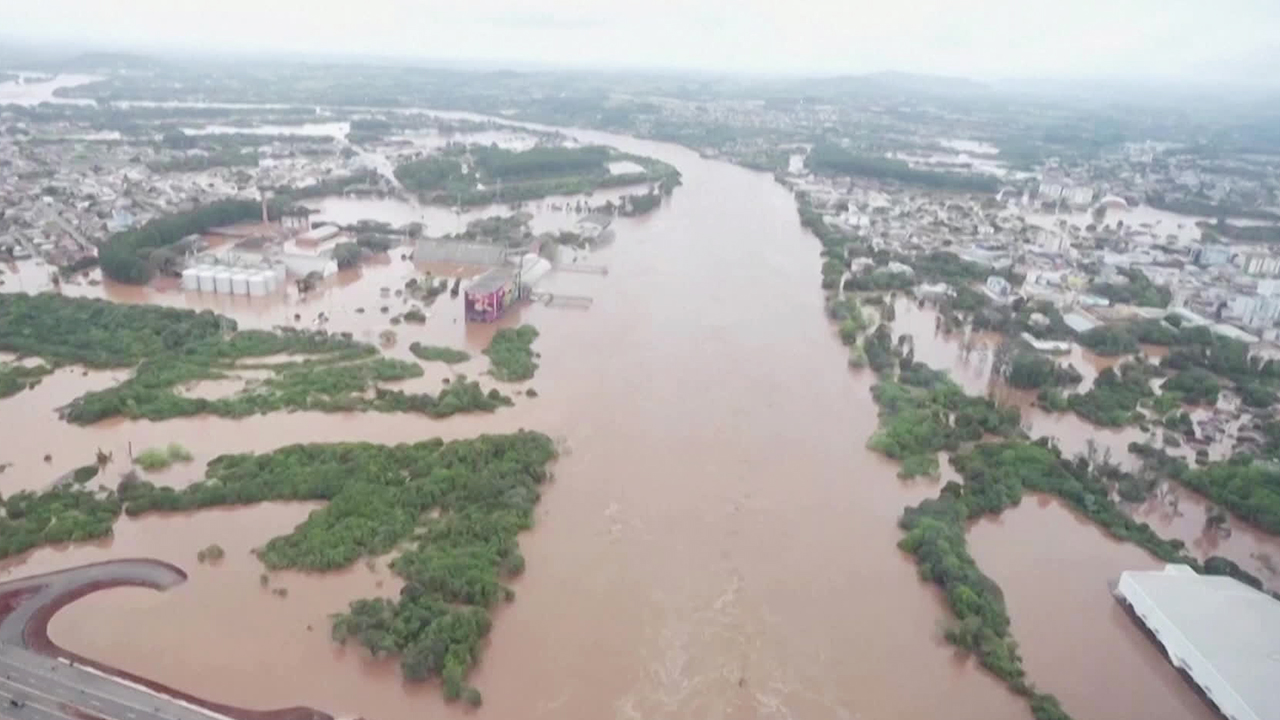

{"left": 246, "top": 272, "right": 268, "bottom": 297}
{"left": 181, "top": 267, "right": 200, "bottom": 291}
{"left": 196, "top": 267, "right": 217, "bottom": 292}
{"left": 214, "top": 269, "right": 233, "bottom": 294}
{"left": 231, "top": 272, "right": 250, "bottom": 296}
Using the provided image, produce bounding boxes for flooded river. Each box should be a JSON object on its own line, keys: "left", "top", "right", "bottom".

{"left": 0, "top": 120, "right": 1248, "bottom": 720}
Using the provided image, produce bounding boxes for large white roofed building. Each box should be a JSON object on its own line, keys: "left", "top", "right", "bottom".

{"left": 1115, "top": 564, "right": 1280, "bottom": 720}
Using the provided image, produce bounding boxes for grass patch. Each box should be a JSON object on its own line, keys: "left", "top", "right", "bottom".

{"left": 135, "top": 443, "right": 194, "bottom": 471}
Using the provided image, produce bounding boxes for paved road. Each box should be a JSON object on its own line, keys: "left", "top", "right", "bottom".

{"left": 0, "top": 561, "right": 226, "bottom": 720}
{"left": 0, "top": 562, "right": 327, "bottom": 720}
{"left": 0, "top": 645, "right": 228, "bottom": 720}
{"left": 0, "top": 561, "right": 185, "bottom": 646}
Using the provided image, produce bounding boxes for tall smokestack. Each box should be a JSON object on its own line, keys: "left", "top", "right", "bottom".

{"left": 261, "top": 192, "right": 269, "bottom": 224}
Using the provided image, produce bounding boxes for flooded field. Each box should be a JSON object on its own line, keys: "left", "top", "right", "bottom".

{"left": 969, "top": 498, "right": 1221, "bottom": 720}
{"left": 0, "top": 118, "right": 1247, "bottom": 720}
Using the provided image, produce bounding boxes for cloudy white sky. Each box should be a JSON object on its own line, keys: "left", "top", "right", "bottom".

{"left": 6, "top": 0, "right": 1280, "bottom": 81}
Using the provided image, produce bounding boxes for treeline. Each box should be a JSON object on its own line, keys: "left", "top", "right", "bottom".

{"left": 0, "top": 294, "right": 228, "bottom": 366}
{"left": 899, "top": 438, "right": 1203, "bottom": 720}
{"left": 1129, "top": 440, "right": 1280, "bottom": 541}
{"left": 868, "top": 357, "right": 1022, "bottom": 477}
{"left": 396, "top": 145, "right": 680, "bottom": 207}
{"left": 99, "top": 199, "right": 262, "bottom": 284}
{"left": 1207, "top": 221, "right": 1280, "bottom": 243}
{"left": 806, "top": 143, "right": 999, "bottom": 193}
{"left": 1077, "top": 319, "right": 1280, "bottom": 407}
{"left": 2, "top": 432, "right": 556, "bottom": 705}
{"left": 1146, "top": 192, "right": 1280, "bottom": 223}
{"left": 0, "top": 485, "right": 122, "bottom": 557}
{"left": 147, "top": 149, "right": 258, "bottom": 172}
{"left": 472, "top": 145, "right": 611, "bottom": 181}
{"left": 2, "top": 294, "right": 512, "bottom": 424}
{"left": 1177, "top": 456, "right": 1280, "bottom": 536}
{"left": 1005, "top": 353, "right": 1082, "bottom": 390}
{"left": 1061, "top": 361, "right": 1161, "bottom": 427}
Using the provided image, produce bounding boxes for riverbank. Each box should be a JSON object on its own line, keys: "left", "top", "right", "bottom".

{"left": 0, "top": 101, "right": 1259, "bottom": 720}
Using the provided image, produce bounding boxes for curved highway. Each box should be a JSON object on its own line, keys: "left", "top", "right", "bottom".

{"left": 0, "top": 560, "right": 328, "bottom": 720}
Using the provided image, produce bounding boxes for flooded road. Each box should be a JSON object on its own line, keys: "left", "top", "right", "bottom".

{"left": 0, "top": 122, "right": 1237, "bottom": 720}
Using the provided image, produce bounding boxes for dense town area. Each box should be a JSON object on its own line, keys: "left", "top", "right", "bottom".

{"left": 1, "top": 55, "right": 1279, "bottom": 720}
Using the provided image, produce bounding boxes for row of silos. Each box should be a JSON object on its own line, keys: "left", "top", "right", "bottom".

{"left": 181, "top": 265, "right": 286, "bottom": 297}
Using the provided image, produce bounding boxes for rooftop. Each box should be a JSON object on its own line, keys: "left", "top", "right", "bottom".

{"left": 466, "top": 268, "right": 515, "bottom": 295}
{"left": 1117, "top": 564, "right": 1280, "bottom": 720}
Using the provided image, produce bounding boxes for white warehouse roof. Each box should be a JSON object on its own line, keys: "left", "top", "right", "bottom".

{"left": 1116, "top": 564, "right": 1280, "bottom": 720}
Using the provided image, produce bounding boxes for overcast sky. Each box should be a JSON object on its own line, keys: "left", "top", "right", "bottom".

{"left": 6, "top": 0, "right": 1280, "bottom": 82}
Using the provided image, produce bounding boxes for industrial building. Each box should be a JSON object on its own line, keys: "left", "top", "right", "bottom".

{"left": 181, "top": 262, "right": 286, "bottom": 297}
{"left": 1115, "top": 564, "right": 1280, "bottom": 720}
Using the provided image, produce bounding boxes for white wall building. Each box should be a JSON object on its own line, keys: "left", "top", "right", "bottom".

{"left": 1115, "top": 565, "right": 1280, "bottom": 720}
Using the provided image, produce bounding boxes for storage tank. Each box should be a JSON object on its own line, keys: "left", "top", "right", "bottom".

{"left": 181, "top": 267, "right": 200, "bottom": 291}
{"left": 273, "top": 264, "right": 287, "bottom": 287}
{"left": 214, "top": 269, "right": 233, "bottom": 294}
{"left": 246, "top": 272, "right": 268, "bottom": 297}
{"left": 196, "top": 267, "right": 217, "bottom": 293}
{"left": 231, "top": 272, "right": 250, "bottom": 296}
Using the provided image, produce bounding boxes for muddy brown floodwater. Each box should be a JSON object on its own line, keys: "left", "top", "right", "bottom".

{"left": 0, "top": 121, "right": 1247, "bottom": 720}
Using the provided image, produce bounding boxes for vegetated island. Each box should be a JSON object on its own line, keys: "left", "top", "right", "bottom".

{"left": 395, "top": 144, "right": 680, "bottom": 209}
{"left": 0, "top": 293, "right": 511, "bottom": 424}
{"left": 409, "top": 343, "right": 471, "bottom": 365}
{"left": 484, "top": 325, "right": 539, "bottom": 382}
{"left": 0, "top": 431, "right": 555, "bottom": 707}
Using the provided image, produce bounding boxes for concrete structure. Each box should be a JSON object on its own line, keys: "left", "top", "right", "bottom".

{"left": 1195, "top": 246, "right": 1234, "bottom": 268}
{"left": 213, "top": 269, "right": 233, "bottom": 294}
{"left": 196, "top": 267, "right": 216, "bottom": 293}
{"left": 280, "top": 254, "right": 338, "bottom": 279}
{"left": 1242, "top": 254, "right": 1280, "bottom": 278}
{"left": 1098, "top": 194, "right": 1130, "bottom": 210}
{"left": 247, "top": 273, "right": 268, "bottom": 297}
{"left": 1063, "top": 311, "right": 1101, "bottom": 334}
{"left": 230, "top": 272, "right": 249, "bottom": 296}
{"left": 1116, "top": 564, "right": 1280, "bottom": 720}
{"left": 0, "top": 560, "right": 329, "bottom": 720}
{"left": 414, "top": 238, "right": 508, "bottom": 267}
{"left": 984, "top": 275, "right": 1012, "bottom": 302}
{"left": 1020, "top": 332, "right": 1071, "bottom": 354}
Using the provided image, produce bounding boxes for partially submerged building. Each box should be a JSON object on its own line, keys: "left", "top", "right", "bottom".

{"left": 463, "top": 253, "right": 552, "bottom": 323}
{"left": 1115, "top": 564, "right": 1280, "bottom": 720}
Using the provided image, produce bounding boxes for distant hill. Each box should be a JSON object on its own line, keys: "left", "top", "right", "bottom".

{"left": 734, "top": 71, "right": 991, "bottom": 102}
{"left": 60, "top": 52, "right": 156, "bottom": 72}
{"left": 858, "top": 71, "right": 991, "bottom": 94}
